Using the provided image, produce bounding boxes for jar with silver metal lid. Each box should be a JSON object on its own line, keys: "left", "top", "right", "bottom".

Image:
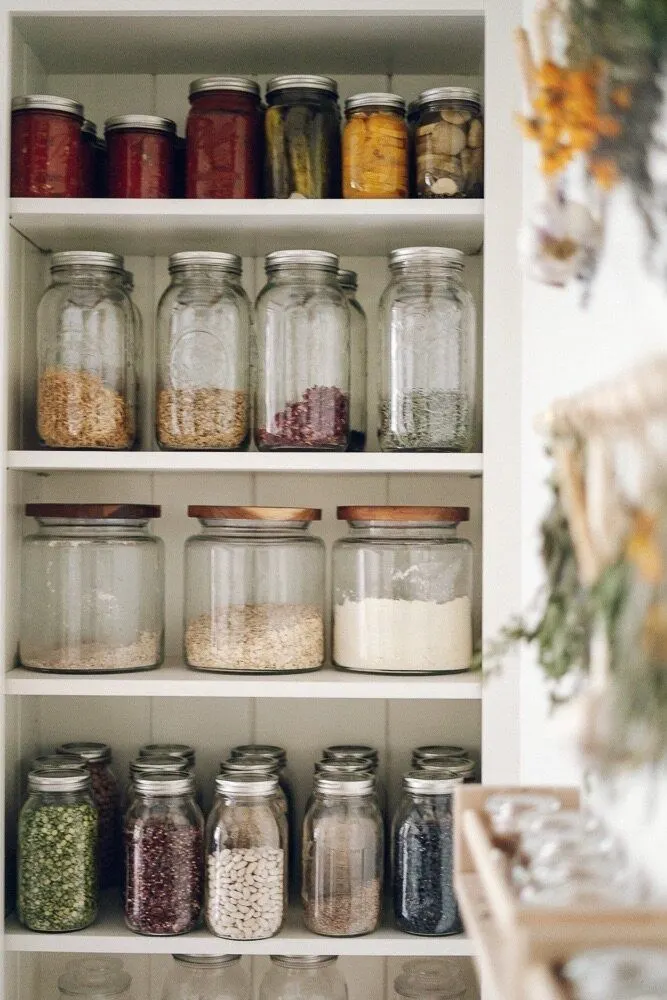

{"left": 322, "top": 745, "right": 379, "bottom": 771}
{"left": 127, "top": 755, "right": 193, "bottom": 806}
{"left": 378, "top": 247, "right": 476, "bottom": 452}
{"left": 105, "top": 114, "right": 176, "bottom": 198}
{"left": 56, "top": 957, "right": 133, "bottom": 1000}
{"left": 37, "top": 250, "right": 137, "bottom": 448}
{"left": 337, "top": 269, "right": 367, "bottom": 451}
{"left": 206, "top": 772, "right": 287, "bottom": 940}
{"left": 415, "top": 87, "right": 483, "bottom": 198}
{"left": 156, "top": 252, "right": 251, "bottom": 451}
{"left": 302, "top": 772, "right": 383, "bottom": 936}
{"left": 18, "top": 767, "right": 98, "bottom": 932}
{"left": 124, "top": 772, "right": 204, "bottom": 935}
{"left": 343, "top": 93, "right": 408, "bottom": 199}
{"left": 413, "top": 745, "right": 467, "bottom": 765}
{"left": 161, "top": 955, "right": 250, "bottom": 1000}
{"left": 265, "top": 75, "right": 341, "bottom": 198}
{"left": 11, "top": 94, "right": 84, "bottom": 197}
{"left": 219, "top": 756, "right": 290, "bottom": 825}
{"left": 255, "top": 250, "right": 350, "bottom": 450}
{"left": 259, "top": 956, "right": 349, "bottom": 1000}
{"left": 393, "top": 960, "right": 468, "bottom": 1000}
{"left": 415, "top": 756, "right": 476, "bottom": 783}
{"left": 562, "top": 947, "right": 667, "bottom": 1000}
{"left": 139, "top": 742, "right": 196, "bottom": 766}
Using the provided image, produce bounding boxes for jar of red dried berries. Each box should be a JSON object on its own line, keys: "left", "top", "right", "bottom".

{"left": 105, "top": 115, "right": 176, "bottom": 198}
{"left": 186, "top": 77, "right": 262, "bottom": 199}
{"left": 80, "top": 120, "right": 97, "bottom": 197}
{"left": 124, "top": 772, "right": 204, "bottom": 936}
{"left": 11, "top": 95, "right": 84, "bottom": 197}
{"left": 255, "top": 251, "right": 350, "bottom": 450}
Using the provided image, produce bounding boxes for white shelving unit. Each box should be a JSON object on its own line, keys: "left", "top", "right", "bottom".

{"left": 0, "top": 1, "right": 523, "bottom": 997}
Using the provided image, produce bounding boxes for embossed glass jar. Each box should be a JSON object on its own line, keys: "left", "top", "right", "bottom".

{"left": 56, "top": 957, "right": 133, "bottom": 999}
{"left": 162, "top": 955, "right": 250, "bottom": 1000}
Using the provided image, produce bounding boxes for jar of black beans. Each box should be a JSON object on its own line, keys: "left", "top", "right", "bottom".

{"left": 392, "top": 771, "right": 463, "bottom": 936}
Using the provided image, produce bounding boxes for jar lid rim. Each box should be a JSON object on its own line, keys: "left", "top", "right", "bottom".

{"left": 417, "top": 86, "right": 482, "bottom": 108}
{"left": 133, "top": 772, "right": 195, "bottom": 795}
{"left": 389, "top": 247, "right": 465, "bottom": 270}
{"left": 323, "top": 744, "right": 378, "bottom": 759}
{"left": 12, "top": 93, "right": 83, "bottom": 117}
{"left": 58, "top": 742, "right": 111, "bottom": 763}
{"left": 139, "top": 743, "right": 195, "bottom": 761}
{"left": 26, "top": 503, "right": 160, "bottom": 520}
{"left": 215, "top": 772, "right": 279, "bottom": 794}
{"left": 33, "top": 754, "right": 87, "bottom": 772}
{"left": 168, "top": 251, "right": 242, "bottom": 275}
{"left": 345, "top": 92, "right": 406, "bottom": 113}
{"left": 314, "top": 773, "right": 376, "bottom": 794}
{"left": 266, "top": 74, "right": 338, "bottom": 96}
{"left": 81, "top": 119, "right": 97, "bottom": 136}
{"left": 189, "top": 75, "right": 261, "bottom": 97}
{"left": 404, "top": 769, "right": 464, "bottom": 792}
{"left": 230, "top": 743, "right": 287, "bottom": 761}
{"left": 265, "top": 249, "right": 339, "bottom": 273}
{"left": 337, "top": 505, "right": 469, "bottom": 523}
{"left": 188, "top": 505, "right": 322, "bottom": 521}
{"left": 104, "top": 114, "right": 176, "bottom": 134}
{"left": 337, "top": 268, "right": 358, "bottom": 291}
{"left": 174, "top": 954, "right": 242, "bottom": 966}
{"left": 221, "top": 757, "right": 280, "bottom": 773}
{"left": 413, "top": 744, "right": 467, "bottom": 759}
{"left": 28, "top": 767, "right": 91, "bottom": 792}
{"left": 131, "top": 756, "right": 191, "bottom": 774}
{"left": 271, "top": 956, "right": 338, "bottom": 967}
{"left": 50, "top": 251, "right": 125, "bottom": 274}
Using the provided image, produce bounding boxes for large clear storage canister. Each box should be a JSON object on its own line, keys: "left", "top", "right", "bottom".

{"left": 255, "top": 251, "right": 350, "bottom": 450}
{"left": 184, "top": 506, "right": 325, "bottom": 673}
{"left": 156, "top": 252, "right": 251, "bottom": 451}
{"left": 20, "top": 503, "right": 164, "bottom": 673}
{"left": 333, "top": 506, "right": 473, "bottom": 674}
{"left": 162, "top": 955, "right": 250, "bottom": 1000}
{"left": 37, "top": 251, "right": 136, "bottom": 449}
{"left": 259, "top": 957, "right": 349, "bottom": 1000}
{"left": 337, "top": 269, "right": 367, "bottom": 452}
{"left": 378, "top": 248, "right": 476, "bottom": 452}
{"left": 56, "top": 958, "right": 132, "bottom": 999}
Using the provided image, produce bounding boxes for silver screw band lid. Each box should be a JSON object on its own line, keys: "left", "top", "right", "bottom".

{"left": 337, "top": 269, "right": 358, "bottom": 292}
{"left": 12, "top": 94, "right": 83, "bottom": 118}
{"left": 215, "top": 772, "right": 279, "bottom": 796}
{"left": 403, "top": 769, "right": 463, "bottom": 794}
{"left": 33, "top": 754, "right": 87, "bottom": 772}
{"left": 139, "top": 743, "right": 195, "bottom": 765}
{"left": 271, "top": 957, "right": 337, "bottom": 968}
{"left": 58, "top": 741, "right": 111, "bottom": 763}
{"left": 230, "top": 744, "right": 287, "bottom": 765}
{"left": 104, "top": 114, "right": 176, "bottom": 135}
{"left": 133, "top": 772, "right": 195, "bottom": 797}
{"left": 174, "top": 955, "right": 242, "bottom": 967}
{"left": 189, "top": 76, "right": 260, "bottom": 98}
{"left": 267, "top": 75, "right": 338, "bottom": 97}
{"left": 220, "top": 756, "right": 280, "bottom": 775}
{"left": 314, "top": 772, "right": 376, "bottom": 796}
{"left": 81, "top": 119, "right": 97, "bottom": 136}
{"left": 323, "top": 744, "right": 378, "bottom": 765}
{"left": 130, "top": 756, "right": 191, "bottom": 777}
{"left": 417, "top": 86, "right": 481, "bottom": 110}
{"left": 168, "top": 251, "right": 242, "bottom": 276}
{"left": 28, "top": 767, "right": 91, "bottom": 792}
{"left": 413, "top": 745, "right": 467, "bottom": 762}
{"left": 389, "top": 246, "right": 464, "bottom": 271}
{"left": 345, "top": 92, "right": 405, "bottom": 114}
{"left": 50, "top": 251, "right": 125, "bottom": 274}
{"left": 265, "top": 249, "right": 339, "bottom": 274}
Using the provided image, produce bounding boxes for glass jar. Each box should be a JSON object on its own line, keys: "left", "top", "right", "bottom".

{"left": 80, "top": 120, "right": 97, "bottom": 197}
{"left": 562, "top": 948, "right": 667, "bottom": 1000}
{"left": 124, "top": 772, "right": 204, "bottom": 935}
{"left": 219, "top": 756, "right": 289, "bottom": 820}
{"left": 37, "top": 250, "right": 136, "bottom": 449}
{"left": 255, "top": 250, "right": 350, "bottom": 450}
{"left": 140, "top": 743, "right": 196, "bottom": 767}
{"left": 337, "top": 269, "right": 367, "bottom": 452}
{"left": 105, "top": 114, "right": 176, "bottom": 198}
{"left": 415, "top": 87, "right": 483, "bottom": 198}
{"left": 413, "top": 746, "right": 467, "bottom": 765}
{"left": 333, "top": 506, "right": 473, "bottom": 674}
{"left": 11, "top": 94, "right": 83, "bottom": 197}
{"left": 343, "top": 93, "right": 408, "bottom": 199}
{"left": 156, "top": 252, "right": 251, "bottom": 451}
{"left": 302, "top": 772, "right": 383, "bottom": 936}
{"left": 265, "top": 75, "right": 340, "bottom": 198}
{"left": 57, "top": 958, "right": 132, "bottom": 1000}
{"left": 18, "top": 768, "right": 98, "bottom": 932}
{"left": 186, "top": 77, "right": 262, "bottom": 199}
{"left": 162, "top": 955, "right": 250, "bottom": 1000}
{"left": 483, "top": 792, "right": 562, "bottom": 855}
{"left": 259, "top": 957, "right": 348, "bottom": 1000}
{"left": 20, "top": 503, "right": 164, "bottom": 673}
{"left": 393, "top": 960, "right": 467, "bottom": 1000}
{"left": 127, "top": 756, "right": 192, "bottom": 806}
{"left": 206, "top": 772, "right": 287, "bottom": 939}
{"left": 322, "top": 746, "right": 379, "bottom": 771}
{"left": 378, "top": 247, "right": 476, "bottom": 452}
{"left": 57, "top": 742, "right": 121, "bottom": 889}
{"left": 392, "top": 771, "right": 463, "bottom": 936}
{"left": 184, "top": 506, "right": 325, "bottom": 673}
{"left": 416, "top": 756, "right": 476, "bottom": 783}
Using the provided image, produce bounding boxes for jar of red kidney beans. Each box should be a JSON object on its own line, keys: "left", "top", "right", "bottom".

{"left": 80, "top": 120, "right": 97, "bottom": 197}
{"left": 105, "top": 114, "right": 176, "bottom": 198}
{"left": 11, "top": 95, "right": 84, "bottom": 197}
{"left": 186, "top": 76, "right": 262, "bottom": 199}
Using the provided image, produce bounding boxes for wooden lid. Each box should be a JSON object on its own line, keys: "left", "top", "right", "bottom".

{"left": 188, "top": 505, "right": 322, "bottom": 521}
{"left": 337, "top": 505, "right": 469, "bottom": 523}
{"left": 25, "top": 503, "right": 161, "bottom": 519}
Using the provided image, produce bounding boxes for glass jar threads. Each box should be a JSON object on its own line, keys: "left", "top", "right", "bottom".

{"left": 19, "top": 503, "right": 164, "bottom": 673}
{"left": 255, "top": 250, "right": 350, "bottom": 450}
{"left": 333, "top": 506, "right": 473, "bottom": 674}
{"left": 343, "top": 93, "right": 408, "bottom": 199}
{"left": 124, "top": 772, "right": 204, "bottom": 935}
{"left": 378, "top": 247, "right": 476, "bottom": 452}
{"left": 337, "top": 269, "right": 367, "bottom": 452}
{"left": 186, "top": 76, "right": 262, "bottom": 199}
{"left": 265, "top": 75, "right": 341, "bottom": 198}
{"left": 105, "top": 114, "right": 176, "bottom": 198}
{"left": 57, "top": 958, "right": 132, "bottom": 1000}
{"left": 37, "top": 250, "right": 136, "bottom": 449}
{"left": 302, "top": 772, "right": 383, "bottom": 937}
{"left": 415, "top": 87, "right": 483, "bottom": 198}
{"left": 184, "top": 506, "right": 325, "bottom": 673}
{"left": 259, "top": 957, "right": 349, "bottom": 1000}
{"left": 18, "top": 767, "right": 98, "bottom": 932}
{"left": 392, "top": 771, "right": 463, "bottom": 936}
{"left": 206, "top": 772, "right": 287, "bottom": 940}
{"left": 156, "top": 252, "right": 251, "bottom": 451}
{"left": 162, "top": 955, "right": 250, "bottom": 1000}
{"left": 11, "top": 95, "right": 84, "bottom": 197}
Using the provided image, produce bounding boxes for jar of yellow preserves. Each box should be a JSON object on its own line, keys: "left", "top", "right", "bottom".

{"left": 343, "top": 94, "right": 408, "bottom": 199}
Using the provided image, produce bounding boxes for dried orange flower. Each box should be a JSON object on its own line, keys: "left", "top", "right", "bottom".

{"left": 626, "top": 509, "right": 663, "bottom": 584}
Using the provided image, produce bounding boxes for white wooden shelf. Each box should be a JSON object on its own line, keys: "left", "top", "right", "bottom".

{"left": 9, "top": 199, "right": 485, "bottom": 257}
{"left": 5, "top": 663, "right": 482, "bottom": 699}
{"left": 8, "top": 450, "right": 484, "bottom": 475}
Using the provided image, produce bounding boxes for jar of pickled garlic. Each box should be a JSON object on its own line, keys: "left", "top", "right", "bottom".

{"left": 343, "top": 93, "right": 408, "bottom": 199}
{"left": 415, "top": 88, "right": 483, "bottom": 198}
{"left": 11, "top": 95, "right": 84, "bottom": 197}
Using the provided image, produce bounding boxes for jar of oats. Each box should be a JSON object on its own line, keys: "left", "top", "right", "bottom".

{"left": 37, "top": 251, "right": 136, "bottom": 449}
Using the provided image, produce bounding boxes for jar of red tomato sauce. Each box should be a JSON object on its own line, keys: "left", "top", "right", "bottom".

{"left": 11, "top": 95, "right": 84, "bottom": 197}
{"left": 105, "top": 114, "right": 176, "bottom": 198}
{"left": 186, "top": 76, "right": 262, "bottom": 199}
{"left": 80, "top": 120, "right": 97, "bottom": 197}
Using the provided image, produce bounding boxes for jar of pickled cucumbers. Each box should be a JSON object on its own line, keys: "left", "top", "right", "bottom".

{"left": 343, "top": 93, "right": 408, "bottom": 199}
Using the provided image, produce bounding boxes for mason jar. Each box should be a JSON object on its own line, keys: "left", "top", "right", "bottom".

{"left": 415, "top": 756, "right": 476, "bottom": 783}
{"left": 19, "top": 503, "right": 164, "bottom": 673}
{"left": 139, "top": 743, "right": 196, "bottom": 767}
{"left": 264, "top": 76, "right": 341, "bottom": 198}
{"left": 393, "top": 960, "right": 468, "bottom": 1000}
{"left": 337, "top": 269, "right": 367, "bottom": 451}
{"left": 343, "top": 93, "right": 408, "bottom": 199}
{"left": 255, "top": 251, "right": 350, "bottom": 450}
{"left": 259, "top": 957, "right": 348, "bottom": 1000}
{"left": 156, "top": 252, "right": 251, "bottom": 451}
{"left": 105, "top": 114, "right": 176, "bottom": 198}
{"left": 302, "top": 772, "right": 383, "bottom": 936}
{"left": 37, "top": 251, "right": 136, "bottom": 449}
{"left": 219, "top": 756, "right": 289, "bottom": 823}
{"left": 333, "top": 506, "right": 473, "bottom": 674}
{"left": 184, "top": 506, "right": 325, "bottom": 673}
{"left": 412, "top": 746, "right": 467, "bottom": 765}
{"left": 206, "top": 773, "right": 287, "bottom": 940}
{"left": 415, "top": 87, "right": 483, "bottom": 198}
{"left": 162, "top": 955, "right": 250, "bottom": 1000}
{"left": 378, "top": 248, "right": 476, "bottom": 452}
{"left": 392, "top": 771, "right": 463, "bottom": 936}
{"left": 18, "top": 768, "right": 98, "bottom": 932}
{"left": 124, "top": 772, "right": 204, "bottom": 935}
{"left": 57, "top": 958, "right": 132, "bottom": 1000}
{"left": 11, "top": 95, "right": 84, "bottom": 197}
{"left": 127, "top": 755, "right": 192, "bottom": 807}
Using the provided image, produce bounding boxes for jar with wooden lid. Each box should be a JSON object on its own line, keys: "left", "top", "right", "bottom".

{"left": 337, "top": 269, "right": 367, "bottom": 452}
{"left": 415, "top": 87, "right": 483, "bottom": 198}
{"left": 333, "top": 506, "right": 473, "bottom": 674}
{"left": 184, "top": 506, "right": 325, "bottom": 673}
{"left": 11, "top": 95, "right": 84, "bottom": 197}
{"left": 343, "top": 93, "right": 408, "bottom": 198}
